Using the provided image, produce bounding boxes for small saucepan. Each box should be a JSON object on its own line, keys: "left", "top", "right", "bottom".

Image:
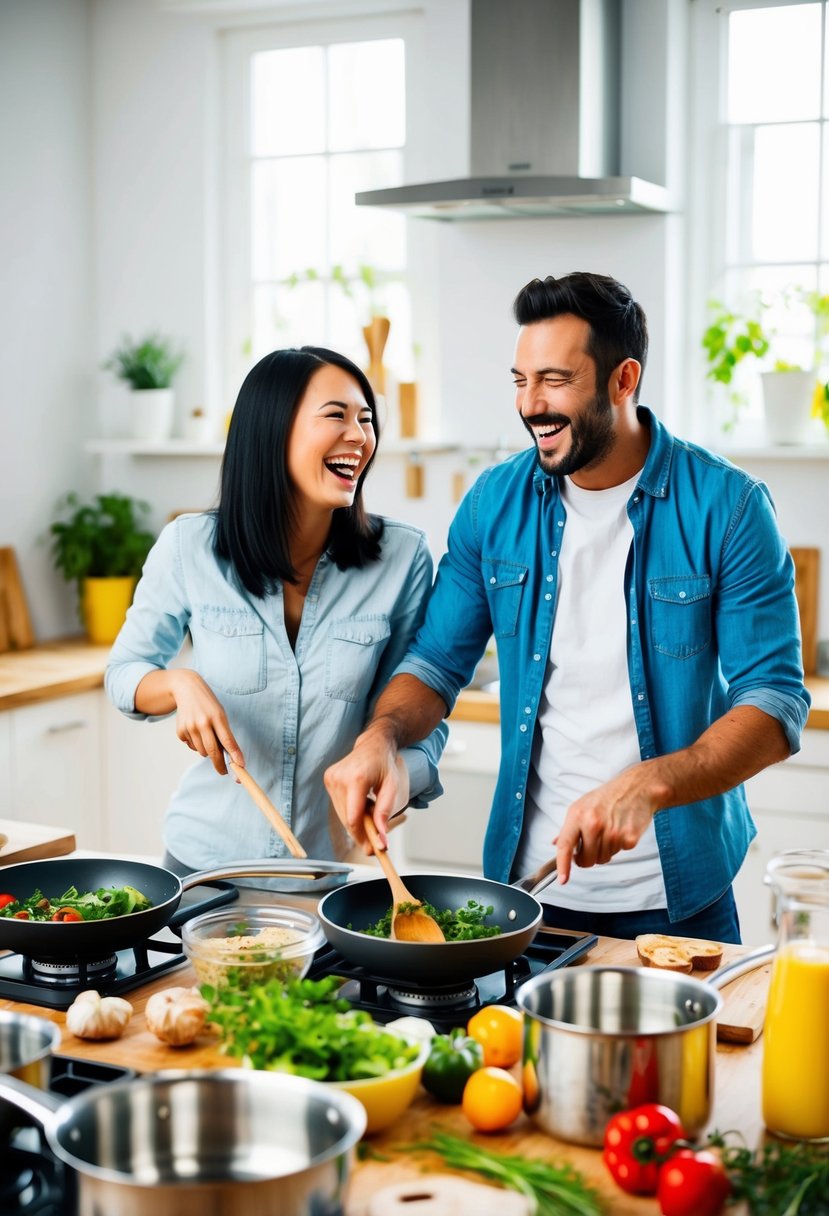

{"left": 518, "top": 944, "right": 775, "bottom": 1146}
{"left": 0, "top": 1010, "right": 61, "bottom": 1139}
{"left": 0, "top": 1069, "right": 366, "bottom": 1216}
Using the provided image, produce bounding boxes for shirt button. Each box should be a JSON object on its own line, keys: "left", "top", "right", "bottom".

{"left": 637, "top": 694, "right": 645, "bottom": 702}
{"left": 633, "top": 496, "right": 640, "bottom": 503}
{"left": 520, "top": 724, "right": 528, "bottom": 732}
{"left": 533, "top": 653, "right": 541, "bottom": 661}
{"left": 679, "top": 591, "right": 687, "bottom": 599}
{"left": 287, "top": 746, "right": 296, "bottom": 755}
{"left": 515, "top": 792, "right": 522, "bottom": 800}
{"left": 546, "top": 574, "right": 553, "bottom": 582}
{"left": 557, "top": 521, "right": 564, "bottom": 528}
{"left": 490, "top": 577, "right": 496, "bottom": 584}
{"left": 631, "top": 618, "right": 637, "bottom": 626}
{"left": 544, "top": 593, "right": 552, "bottom": 601}
{"left": 551, "top": 550, "right": 557, "bottom": 557}
{"left": 524, "top": 706, "right": 531, "bottom": 714}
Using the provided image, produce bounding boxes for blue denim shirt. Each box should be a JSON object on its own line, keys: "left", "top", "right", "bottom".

{"left": 106, "top": 512, "right": 446, "bottom": 874}
{"left": 397, "top": 409, "right": 810, "bottom": 921}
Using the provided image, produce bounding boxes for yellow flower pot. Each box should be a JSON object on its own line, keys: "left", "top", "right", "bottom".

{"left": 82, "top": 576, "right": 136, "bottom": 644}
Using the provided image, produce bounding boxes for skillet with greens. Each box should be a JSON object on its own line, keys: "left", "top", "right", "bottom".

{"left": 0, "top": 884, "right": 152, "bottom": 922}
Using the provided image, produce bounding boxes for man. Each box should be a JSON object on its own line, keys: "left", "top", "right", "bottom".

{"left": 324, "top": 272, "right": 810, "bottom": 942}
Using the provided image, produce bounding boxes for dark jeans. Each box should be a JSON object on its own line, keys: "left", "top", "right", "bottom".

{"left": 541, "top": 887, "right": 742, "bottom": 944}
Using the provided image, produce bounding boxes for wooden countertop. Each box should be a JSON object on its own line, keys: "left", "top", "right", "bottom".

{"left": 2, "top": 637, "right": 827, "bottom": 730}
{"left": 0, "top": 911, "right": 768, "bottom": 1216}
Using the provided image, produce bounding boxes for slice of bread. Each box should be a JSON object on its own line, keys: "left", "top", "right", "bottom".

{"left": 636, "top": 933, "right": 723, "bottom": 973}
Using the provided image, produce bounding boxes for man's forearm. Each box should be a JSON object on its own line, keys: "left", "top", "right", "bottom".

{"left": 647, "top": 705, "right": 791, "bottom": 809}
{"left": 362, "top": 674, "right": 448, "bottom": 750}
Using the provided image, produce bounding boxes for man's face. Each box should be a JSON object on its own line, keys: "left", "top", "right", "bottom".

{"left": 512, "top": 315, "right": 615, "bottom": 479}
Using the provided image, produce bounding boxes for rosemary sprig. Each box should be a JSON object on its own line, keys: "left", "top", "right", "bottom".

{"left": 707, "top": 1132, "right": 829, "bottom": 1215}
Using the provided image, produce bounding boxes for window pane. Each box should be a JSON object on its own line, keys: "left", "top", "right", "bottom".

{"left": 329, "top": 150, "right": 405, "bottom": 269}
{"left": 728, "top": 5, "right": 821, "bottom": 123}
{"left": 252, "top": 47, "right": 325, "bottom": 156}
{"left": 252, "top": 157, "right": 327, "bottom": 280}
{"left": 751, "top": 124, "right": 819, "bottom": 262}
{"left": 252, "top": 281, "right": 327, "bottom": 358}
{"left": 823, "top": 124, "right": 829, "bottom": 259}
{"left": 328, "top": 39, "right": 405, "bottom": 151}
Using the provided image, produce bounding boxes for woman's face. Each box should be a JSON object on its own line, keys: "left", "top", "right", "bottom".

{"left": 286, "top": 363, "right": 376, "bottom": 516}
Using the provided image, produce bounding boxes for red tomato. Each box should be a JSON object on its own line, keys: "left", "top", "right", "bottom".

{"left": 51, "top": 907, "right": 83, "bottom": 922}
{"left": 0, "top": 894, "right": 16, "bottom": 909}
{"left": 657, "top": 1148, "right": 731, "bottom": 1216}
{"left": 12, "top": 910, "right": 30, "bottom": 919}
{"left": 603, "top": 1104, "right": 686, "bottom": 1195}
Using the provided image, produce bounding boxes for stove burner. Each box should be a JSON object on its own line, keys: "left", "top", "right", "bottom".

{"left": 29, "top": 955, "right": 117, "bottom": 986}
{"left": 386, "top": 982, "right": 478, "bottom": 1013}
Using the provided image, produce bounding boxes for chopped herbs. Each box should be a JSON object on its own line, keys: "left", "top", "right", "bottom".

{"left": 201, "top": 972, "right": 421, "bottom": 1081}
{"left": 360, "top": 899, "right": 502, "bottom": 940}
{"left": 707, "top": 1132, "right": 829, "bottom": 1215}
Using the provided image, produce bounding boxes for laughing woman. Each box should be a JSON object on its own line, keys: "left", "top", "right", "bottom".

{"left": 105, "top": 346, "right": 446, "bottom": 877}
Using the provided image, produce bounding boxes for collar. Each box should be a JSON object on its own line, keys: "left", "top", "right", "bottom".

{"left": 531, "top": 405, "right": 674, "bottom": 499}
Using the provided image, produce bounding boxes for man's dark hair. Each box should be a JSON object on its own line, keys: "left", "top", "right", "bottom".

{"left": 215, "top": 346, "right": 383, "bottom": 598}
{"left": 513, "top": 272, "right": 649, "bottom": 400}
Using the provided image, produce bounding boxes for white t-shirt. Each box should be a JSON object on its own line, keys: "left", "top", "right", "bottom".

{"left": 515, "top": 471, "right": 667, "bottom": 912}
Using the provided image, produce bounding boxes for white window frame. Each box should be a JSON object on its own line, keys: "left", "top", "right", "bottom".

{"left": 220, "top": 10, "right": 420, "bottom": 409}
{"left": 687, "top": 0, "right": 827, "bottom": 444}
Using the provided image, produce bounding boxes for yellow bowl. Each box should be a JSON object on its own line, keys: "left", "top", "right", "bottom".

{"left": 328, "top": 1034, "right": 430, "bottom": 1135}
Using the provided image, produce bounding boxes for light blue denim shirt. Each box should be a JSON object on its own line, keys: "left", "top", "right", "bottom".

{"left": 397, "top": 408, "right": 811, "bottom": 921}
{"left": 106, "top": 512, "right": 446, "bottom": 872}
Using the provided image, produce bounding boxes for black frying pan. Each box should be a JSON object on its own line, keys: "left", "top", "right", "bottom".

{"left": 318, "top": 873, "right": 543, "bottom": 985}
{"left": 0, "top": 857, "right": 350, "bottom": 959}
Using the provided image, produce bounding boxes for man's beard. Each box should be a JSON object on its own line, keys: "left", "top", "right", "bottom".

{"left": 523, "top": 388, "right": 615, "bottom": 478}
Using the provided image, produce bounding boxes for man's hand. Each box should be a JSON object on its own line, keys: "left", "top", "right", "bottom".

{"left": 135, "top": 668, "right": 243, "bottom": 775}
{"left": 324, "top": 723, "right": 408, "bottom": 853}
{"left": 554, "top": 762, "right": 668, "bottom": 883}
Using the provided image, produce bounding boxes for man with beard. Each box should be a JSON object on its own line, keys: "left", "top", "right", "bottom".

{"left": 324, "top": 272, "right": 809, "bottom": 941}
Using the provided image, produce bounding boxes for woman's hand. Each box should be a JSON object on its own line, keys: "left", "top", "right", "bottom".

{"left": 134, "top": 669, "right": 244, "bottom": 775}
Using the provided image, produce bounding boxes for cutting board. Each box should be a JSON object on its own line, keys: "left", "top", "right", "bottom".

{"left": 713, "top": 952, "right": 773, "bottom": 1044}
{"left": 0, "top": 547, "right": 35, "bottom": 654}
{"left": 791, "top": 546, "right": 820, "bottom": 675}
{"left": 0, "top": 819, "right": 76, "bottom": 865}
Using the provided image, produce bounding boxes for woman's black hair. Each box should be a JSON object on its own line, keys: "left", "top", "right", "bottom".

{"left": 513, "top": 272, "right": 649, "bottom": 400}
{"left": 214, "top": 345, "right": 383, "bottom": 598}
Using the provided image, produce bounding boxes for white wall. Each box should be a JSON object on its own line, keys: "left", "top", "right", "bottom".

{"left": 0, "top": 0, "right": 95, "bottom": 640}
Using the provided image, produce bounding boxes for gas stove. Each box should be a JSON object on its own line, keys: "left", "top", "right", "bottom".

{"left": 0, "top": 882, "right": 238, "bottom": 1010}
{"left": 307, "top": 925, "right": 598, "bottom": 1033}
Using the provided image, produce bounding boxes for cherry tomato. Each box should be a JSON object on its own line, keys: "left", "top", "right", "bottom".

{"left": 462, "top": 1066, "right": 523, "bottom": 1132}
{"left": 51, "top": 907, "right": 83, "bottom": 922}
{"left": 603, "top": 1103, "right": 686, "bottom": 1195}
{"left": 0, "top": 894, "right": 16, "bottom": 910}
{"left": 467, "top": 1005, "right": 524, "bottom": 1068}
{"left": 657, "top": 1148, "right": 731, "bottom": 1216}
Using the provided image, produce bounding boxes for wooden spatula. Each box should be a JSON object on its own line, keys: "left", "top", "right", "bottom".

{"left": 362, "top": 814, "right": 445, "bottom": 943}
{"left": 228, "top": 761, "right": 307, "bottom": 859}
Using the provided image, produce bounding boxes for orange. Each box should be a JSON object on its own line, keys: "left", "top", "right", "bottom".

{"left": 467, "top": 1004, "right": 524, "bottom": 1068}
{"left": 462, "top": 1066, "right": 523, "bottom": 1132}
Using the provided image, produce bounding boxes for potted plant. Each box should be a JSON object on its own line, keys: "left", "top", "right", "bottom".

{"left": 50, "top": 492, "right": 155, "bottom": 644}
{"left": 702, "top": 290, "right": 828, "bottom": 443}
{"left": 104, "top": 332, "right": 184, "bottom": 443}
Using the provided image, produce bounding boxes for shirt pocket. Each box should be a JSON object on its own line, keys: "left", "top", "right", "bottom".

{"left": 649, "top": 574, "right": 712, "bottom": 659}
{"left": 483, "top": 558, "right": 529, "bottom": 639}
{"left": 196, "top": 605, "right": 266, "bottom": 694}
{"left": 325, "top": 615, "right": 392, "bottom": 703}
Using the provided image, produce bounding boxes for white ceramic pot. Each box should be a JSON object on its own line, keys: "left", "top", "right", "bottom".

{"left": 760, "top": 370, "right": 816, "bottom": 445}
{"left": 130, "top": 388, "right": 174, "bottom": 442}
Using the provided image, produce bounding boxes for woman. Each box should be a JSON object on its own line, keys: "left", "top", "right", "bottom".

{"left": 106, "top": 346, "right": 446, "bottom": 876}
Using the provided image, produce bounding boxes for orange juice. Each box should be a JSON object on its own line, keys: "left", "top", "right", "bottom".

{"left": 762, "top": 942, "right": 829, "bottom": 1140}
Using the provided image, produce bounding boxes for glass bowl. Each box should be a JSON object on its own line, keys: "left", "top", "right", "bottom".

{"left": 182, "top": 905, "right": 324, "bottom": 988}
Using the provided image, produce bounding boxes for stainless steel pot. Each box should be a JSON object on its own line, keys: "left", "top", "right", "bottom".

{"left": 517, "top": 945, "right": 774, "bottom": 1147}
{"left": 0, "top": 1010, "right": 61, "bottom": 1138}
{"left": 0, "top": 1068, "right": 366, "bottom": 1216}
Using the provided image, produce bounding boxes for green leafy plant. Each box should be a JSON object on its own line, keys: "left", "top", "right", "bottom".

{"left": 286, "top": 262, "right": 388, "bottom": 318}
{"left": 50, "top": 492, "right": 155, "bottom": 589}
{"left": 104, "top": 332, "right": 184, "bottom": 390}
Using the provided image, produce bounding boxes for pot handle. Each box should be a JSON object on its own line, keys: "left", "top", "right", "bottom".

{"left": 0, "top": 1073, "right": 62, "bottom": 1123}
{"left": 181, "top": 859, "right": 352, "bottom": 891}
{"left": 512, "top": 856, "right": 558, "bottom": 897}
{"left": 710, "top": 942, "right": 775, "bottom": 989}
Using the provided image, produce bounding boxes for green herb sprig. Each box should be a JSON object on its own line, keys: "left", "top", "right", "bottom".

{"left": 708, "top": 1132, "right": 829, "bottom": 1214}
{"left": 201, "top": 972, "right": 420, "bottom": 1081}
{"left": 360, "top": 899, "right": 502, "bottom": 940}
{"left": 410, "top": 1131, "right": 605, "bottom": 1216}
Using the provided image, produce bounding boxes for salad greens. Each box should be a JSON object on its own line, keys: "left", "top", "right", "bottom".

{"left": 360, "top": 899, "right": 502, "bottom": 941}
{"left": 202, "top": 972, "right": 421, "bottom": 1081}
{"left": 0, "top": 885, "right": 152, "bottom": 921}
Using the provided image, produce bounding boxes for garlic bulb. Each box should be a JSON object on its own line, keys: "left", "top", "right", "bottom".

{"left": 145, "top": 986, "right": 209, "bottom": 1046}
{"left": 66, "top": 989, "right": 133, "bottom": 1040}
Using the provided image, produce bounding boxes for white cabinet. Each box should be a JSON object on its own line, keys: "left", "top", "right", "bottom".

{"left": 7, "top": 692, "right": 103, "bottom": 846}
{"left": 0, "top": 713, "right": 11, "bottom": 818}
{"left": 399, "top": 719, "right": 499, "bottom": 873}
{"left": 736, "top": 730, "right": 829, "bottom": 946}
{"left": 102, "top": 699, "right": 199, "bottom": 854}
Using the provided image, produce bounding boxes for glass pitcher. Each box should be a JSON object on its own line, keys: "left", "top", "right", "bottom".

{"left": 762, "top": 850, "right": 829, "bottom": 1141}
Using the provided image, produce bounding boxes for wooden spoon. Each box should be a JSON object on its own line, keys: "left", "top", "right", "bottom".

{"left": 362, "top": 813, "right": 445, "bottom": 943}
{"left": 228, "top": 761, "right": 307, "bottom": 859}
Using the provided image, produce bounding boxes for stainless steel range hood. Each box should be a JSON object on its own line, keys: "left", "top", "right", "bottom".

{"left": 356, "top": 0, "right": 670, "bottom": 221}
